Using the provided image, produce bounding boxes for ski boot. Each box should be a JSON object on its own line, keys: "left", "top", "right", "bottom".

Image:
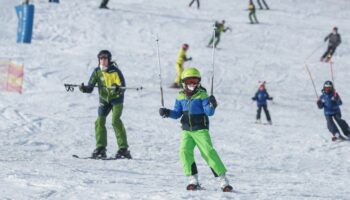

{"left": 115, "top": 148, "right": 132, "bottom": 159}
{"left": 186, "top": 174, "right": 201, "bottom": 191}
{"left": 92, "top": 146, "right": 107, "bottom": 159}
{"left": 332, "top": 133, "right": 340, "bottom": 142}
{"left": 219, "top": 173, "right": 233, "bottom": 192}
{"left": 268, "top": 120, "right": 272, "bottom": 125}
{"left": 325, "top": 55, "right": 332, "bottom": 63}
{"left": 255, "top": 119, "right": 261, "bottom": 124}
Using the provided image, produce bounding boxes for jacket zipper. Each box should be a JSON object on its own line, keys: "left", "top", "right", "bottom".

{"left": 187, "top": 97, "right": 192, "bottom": 131}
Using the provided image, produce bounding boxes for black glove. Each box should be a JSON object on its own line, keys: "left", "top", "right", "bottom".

{"left": 79, "top": 82, "right": 87, "bottom": 93}
{"left": 159, "top": 108, "right": 170, "bottom": 118}
{"left": 317, "top": 99, "right": 323, "bottom": 108}
{"left": 188, "top": 57, "right": 192, "bottom": 61}
{"left": 252, "top": 97, "right": 256, "bottom": 101}
{"left": 112, "top": 83, "right": 120, "bottom": 92}
{"left": 208, "top": 95, "right": 218, "bottom": 108}
{"left": 269, "top": 97, "right": 273, "bottom": 100}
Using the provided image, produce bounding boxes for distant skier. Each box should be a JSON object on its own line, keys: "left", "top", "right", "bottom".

{"left": 321, "top": 27, "right": 341, "bottom": 62}
{"left": 100, "top": 0, "right": 109, "bottom": 9}
{"left": 317, "top": 81, "right": 350, "bottom": 141}
{"left": 159, "top": 67, "right": 233, "bottom": 192}
{"left": 79, "top": 50, "right": 131, "bottom": 159}
{"left": 171, "top": 44, "right": 192, "bottom": 89}
{"left": 188, "top": 0, "right": 200, "bottom": 9}
{"left": 256, "top": 0, "right": 269, "bottom": 10}
{"left": 248, "top": 0, "right": 259, "bottom": 24}
{"left": 252, "top": 82, "right": 273, "bottom": 124}
{"left": 207, "top": 20, "right": 231, "bottom": 48}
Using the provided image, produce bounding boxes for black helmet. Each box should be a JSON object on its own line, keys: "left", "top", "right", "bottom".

{"left": 323, "top": 80, "right": 334, "bottom": 93}
{"left": 324, "top": 80, "right": 333, "bottom": 88}
{"left": 333, "top": 27, "right": 338, "bottom": 31}
{"left": 97, "top": 50, "right": 112, "bottom": 63}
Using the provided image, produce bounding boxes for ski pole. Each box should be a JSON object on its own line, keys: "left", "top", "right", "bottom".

{"left": 210, "top": 26, "right": 216, "bottom": 96}
{"left": 155, "top": 35, "right": 165, "bottom": 107}
{"left": 329, "top": 61, "right": 335, "bottom": 84}
{"left": 304, "top": 43, "right": 324, "bottom": 62}
{"left": 64, "top": 84, "right": 143, "bottom": 92}
{"left": 304, "top": 63, "right": 319, "bottom": 99}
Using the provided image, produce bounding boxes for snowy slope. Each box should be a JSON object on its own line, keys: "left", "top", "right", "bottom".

{"left": 1, "top": 0, "right": 350, "bottom": 199}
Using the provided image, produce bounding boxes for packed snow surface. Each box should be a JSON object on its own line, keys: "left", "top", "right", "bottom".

{"left": 0, "top": 0, "right": 350, "bottom": 199}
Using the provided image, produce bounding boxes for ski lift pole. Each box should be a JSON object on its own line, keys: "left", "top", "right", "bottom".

{"left": 210, "top": 27, "right": 216, "bottom": 96}
{"left": 156, "top": 35, "right": 165, "bottom": 107}
{"left": 304, "top": 63, "right": 318, "bottom": 99}
{"left": 64, "top": 84, "right": 143, "bottom": 92}
{"left": 330, "top": 62, "right": 334, "bottom": 84}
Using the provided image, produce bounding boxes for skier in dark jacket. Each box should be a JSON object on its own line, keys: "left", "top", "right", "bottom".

{"left": 252, "top": 82, "right": 273, "bottom": 124}
{"left": 100, "top": 0, "right": 109, "bottom": 9}
{"left": 317, "top": 81, "right": 350, "bottom": 141}
{"left": 188, "top": 0, "right": 200, "bottom": 9}
{"left": 256, "top": 0, "right": 269, "bottom": 10}
{"left": 79, "top": 50, "right": 131, "bottom": 159}
{"left": 321, "top": 27, "right": 341, "bottom": 62}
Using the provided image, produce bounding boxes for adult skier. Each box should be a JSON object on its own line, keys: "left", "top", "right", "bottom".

{"left": 171, "top": 44, "right": 192, "bottom": 89}
{"left": 207, "top": 20, "right": 231, "bottom": 48}
{"left": 159, "top": 67, "right": 233, "bottom": 192}
{"left": 248, "top": 0, "right": 259, "bottom": 24}
{"left": 317, "top": 81, "right": 350, "bottom": 141}
{"left": 79, "top": 50, "right": 131, "bottom": 159}
{"left": 256, "top": 0, "right": 269, "bottom": 10}
{"left": 252, "top": 82, "right": 273, "bottom": 124}
{"left": 321, "top": 27, "right": 341, "bottom": 62}
{"left": 188, "top": 0, "right": 200, "bottom": 9}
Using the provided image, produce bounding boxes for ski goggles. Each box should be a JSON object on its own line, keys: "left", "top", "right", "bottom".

{"left": 99, "top": 55, "right": 109, "bottom": 60}
{"left": 183, "top": 78, "right": 200, "bottom": 85}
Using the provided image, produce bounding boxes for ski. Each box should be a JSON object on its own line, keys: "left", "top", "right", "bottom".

{"left": 72, "top": 154, "right": 121, "bottom": 160}
{"left": 254, "top": 122, "right": 272, "bottom": 125}
{"left": 331, "top": 117, "right": 350, "bottom": 141}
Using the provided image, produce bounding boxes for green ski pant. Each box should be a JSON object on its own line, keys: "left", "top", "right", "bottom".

{"left": 179, "top": 129, "right": 227, "bottom": 177}
{"left": 95, "top": 103, "right": 128, "bottom": 149}
{"left": 208, "top": 35, "right": 221, "bottom": 48}
{"left": 249, "top": 11, "right": 259, "bottom": 23}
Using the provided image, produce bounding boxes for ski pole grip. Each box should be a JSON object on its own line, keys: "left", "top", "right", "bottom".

{"left": 64, "top": 84, "right": 77, "bottom": 92}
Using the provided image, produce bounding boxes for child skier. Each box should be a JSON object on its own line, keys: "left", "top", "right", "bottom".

{"left": 159, "top": 67, "right": 233, "bottom": 192}
{"left": 171, "top": 44, "right": 192, "bottom": 89}
{"left": 317, "top": 80, "right": 350, "bottom": 141}
{"left": 252, "top": 82, "right": 273, "bottom": 124}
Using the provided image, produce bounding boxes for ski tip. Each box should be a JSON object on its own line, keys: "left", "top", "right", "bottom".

{"left": 72, "top": 154, "right": 79, "bottom": 158}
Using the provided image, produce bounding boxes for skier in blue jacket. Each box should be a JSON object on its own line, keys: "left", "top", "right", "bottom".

{"left": 252, "top": 82, "right": 273, "bottom": 124}
{"left": 317, "top": 80, "right": 350, "bottom": 141}
{"left": 159, "top": 67, "right": 233, "bottom": 192}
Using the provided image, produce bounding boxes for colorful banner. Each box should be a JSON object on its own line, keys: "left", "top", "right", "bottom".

{"left": 0, "top": 61, "right": 24, "bottom": 93}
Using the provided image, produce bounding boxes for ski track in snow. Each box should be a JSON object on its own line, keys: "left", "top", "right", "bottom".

{"left": 1, "top": 0, "right": 350, "bottom": 199}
